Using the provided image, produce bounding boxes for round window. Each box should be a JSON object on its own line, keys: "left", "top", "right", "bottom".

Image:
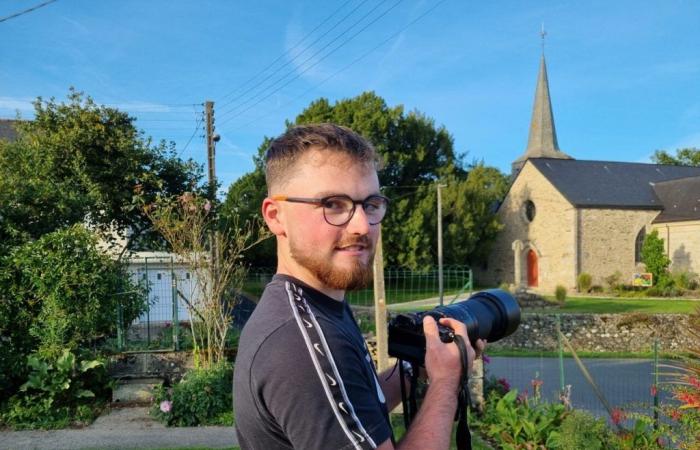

{"left": 524, "top": 200, "right": 536, "bottom": 222}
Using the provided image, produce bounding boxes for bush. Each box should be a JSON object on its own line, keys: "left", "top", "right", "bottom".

{"left": 151, "top": 362, "right": 233, "bottom": 427}
{"left": 0, "top": 226, "right": 147, "bottom": 400}
{"left": 555, "top": 285, "right": 567, "bottom": 303}
{"left": 641, "top": 230, "right": 671, "bottom": 287}
{"left": 476, "top": 389, "right": 567, "bottom": 448}
{"left": 605, "top": 271, "right": 623, "bottom": 292}
{"left": 0, "top": 349, "right": 109, "bottom": 429}
{"left": 672, "top": 270, "right": 699, "bottom": 291}
{"left": 577, "top": 272, "right": 592, "bottom": 293}
{"left": 553, "top": 410, "right": 613, "bottom": 449}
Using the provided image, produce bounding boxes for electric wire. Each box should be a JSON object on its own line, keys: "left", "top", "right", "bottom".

{"left": 227, "top": 0, "right": 446, "bottom": 132}
{"left": 218, "top": 0, "right": 360, "bottom": 105}
{"left": 0, "top": 0, "right": 57, "bottom": 24}
{"left": 218, "top": 0, "right": 390, "bottom": 120}
{"left": 177, "top": 116, "right": 204, "bottom": 159}
{"left": 217, "top": 0, "right": 403, "bottom": 127}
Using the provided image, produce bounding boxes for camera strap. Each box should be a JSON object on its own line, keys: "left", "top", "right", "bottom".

{"left": 452, "top": 334, "right": 472, "bottom": 450}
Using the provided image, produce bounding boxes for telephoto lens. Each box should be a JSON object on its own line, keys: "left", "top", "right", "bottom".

{"left": 388, "top": 289, "right": 520, "bottom": 365}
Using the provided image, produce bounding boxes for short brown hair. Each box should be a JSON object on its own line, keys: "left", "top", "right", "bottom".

{"left": 264, "top": 123, "right": 379, "bottom": 192}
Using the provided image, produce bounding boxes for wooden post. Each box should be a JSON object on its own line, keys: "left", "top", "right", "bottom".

{"left": 373, "top": 228, "right": 388, "bottom": 372}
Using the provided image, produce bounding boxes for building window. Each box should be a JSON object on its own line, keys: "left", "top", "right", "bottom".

{"left": 523, "top": 200, "right": 536, "bottom": 222}
{"left": 635, "top": 228, "right": 646, "bottom": 263}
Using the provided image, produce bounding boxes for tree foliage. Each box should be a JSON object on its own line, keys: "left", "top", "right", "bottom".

{"left": 222, "top": 92, "right": 508, "bottom": 269}
{"left": 652, "top": 147, "right": 700, "bottom": 166}
{"left": 641, "top": 229, "right": 671, "bottom": 286}
{"left": 0, "top": 89, "right": 202, "bottom": 252}
{"left": 0, "top": 225, "right": 146, "bottom": 401}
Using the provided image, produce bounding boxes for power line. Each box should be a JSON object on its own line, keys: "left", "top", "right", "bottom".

{"left": 227, "top": 0, "right": 445, "bottom": 132}
{"left": 0, "top": 0, "right": 57, "bottom": 24}
{"left": 217, "top": 0, "right": 403, "bottom": 127}
{"left": 178, "top": 116, "right": 204, "bottom": 159}
{"left": 217, "top": 1, "right": 392, "bottom": 121}
{"left": 218, "top": 0, "right": 359, "bottom": 106}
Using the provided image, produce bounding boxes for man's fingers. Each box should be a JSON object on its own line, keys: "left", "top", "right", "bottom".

{"left": 438, "top": 317, "right": 468, "bottom": 338}
{"left": 422, "top": 315, "right": 440, "bottom": 342}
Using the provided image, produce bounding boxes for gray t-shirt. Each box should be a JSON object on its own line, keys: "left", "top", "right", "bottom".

{"left": 233, "top": 274, "right": 393, "bottom": 450}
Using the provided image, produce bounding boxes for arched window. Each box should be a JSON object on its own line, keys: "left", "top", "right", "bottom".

{"left": 635, "top": 228, "right": 646, "bottom": 263}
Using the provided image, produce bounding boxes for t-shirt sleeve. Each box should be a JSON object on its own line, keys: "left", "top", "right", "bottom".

{"left": 251, "top": 321, "right": 392, "bottom": 450}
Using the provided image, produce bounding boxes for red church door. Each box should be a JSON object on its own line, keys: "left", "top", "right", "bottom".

{"left": 527, "top": 249, "right": 538, "bottom": 287}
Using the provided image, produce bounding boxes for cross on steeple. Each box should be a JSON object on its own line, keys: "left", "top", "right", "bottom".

{"left": 540, "top": 23, "right": 547, "bottom": 53}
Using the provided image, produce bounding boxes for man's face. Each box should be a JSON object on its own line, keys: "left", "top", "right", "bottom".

{"left": 271, "top": 149, "right": 381, "bottom": 292}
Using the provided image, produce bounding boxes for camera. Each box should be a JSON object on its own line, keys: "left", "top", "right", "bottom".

{"left": 388, "top": 289, "right": 521, "bottom": 365}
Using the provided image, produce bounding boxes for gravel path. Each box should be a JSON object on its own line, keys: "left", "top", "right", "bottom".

{"left": 0, "top": 407, "right": 237, "bottom": 450}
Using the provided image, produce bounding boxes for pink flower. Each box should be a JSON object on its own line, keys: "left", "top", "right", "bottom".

{"left": 160, "top": 400, "right": 172, "bottom": 413}
{"left": 497, "top": 378, "right": 511, "bottom": 392}
{"left": 481, "top": 354, "right": 491, "bottom": 364}
{"left": 650, "top": 384, "right": 657, "bottom": 397}
{"left": 204, "top": 201, "right": 211, "bottom": 212}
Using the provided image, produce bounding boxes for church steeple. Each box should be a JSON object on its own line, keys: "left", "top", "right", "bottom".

{"left": 512, "top": 46, "right": 572, "bottom": 176}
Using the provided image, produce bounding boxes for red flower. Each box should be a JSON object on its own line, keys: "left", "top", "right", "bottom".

{"left": 688, "top": 376, "right": 700, "bottom": 390}
{"left": 670, "top": 409, "right": 682, "bottom": 421}
{"left": 650, "top": 384, "right": 657, "bottom": 397}
{"left": 611, "top": 408, "right": 626, "bottom": 425}
{"left": 675, "top": 391, "right": 700, "bottom": 409}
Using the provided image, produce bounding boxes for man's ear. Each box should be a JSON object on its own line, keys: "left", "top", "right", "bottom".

{"left": 262, "top": 197, "right": 286, "bottom": 236}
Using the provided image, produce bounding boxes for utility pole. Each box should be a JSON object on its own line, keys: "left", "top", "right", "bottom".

{"left": 205, "top": 100, "right": 217, "bottom": 200}
{"left": 205, "top": 100, "right": 220, "bottom": 279}
{"left": 372, "top": 228, "right": 388, "bottom": 372}
{"left": 437, "top": 183, "right": 447, "bottom": 306}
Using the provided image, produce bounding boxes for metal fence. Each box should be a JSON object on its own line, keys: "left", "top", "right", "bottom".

{"left": 484, "top": 339, "right": 676, "bottom": 428}
{"left": 243, "top": 265, "right": 474, "bottom": 308}
{"left": 116, "top": 256, "right": 202, "bottom": 351}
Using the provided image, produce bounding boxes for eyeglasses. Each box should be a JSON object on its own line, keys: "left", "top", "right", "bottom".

{"left": 272, "top": 194, "right": 390, "bottom": 226}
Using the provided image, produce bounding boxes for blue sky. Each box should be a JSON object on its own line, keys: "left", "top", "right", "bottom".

{"left": 2, "top": 0, "right": 699, "bottom": 194}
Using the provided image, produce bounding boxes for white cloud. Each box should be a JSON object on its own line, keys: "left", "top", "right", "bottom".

{"left": 0, "top": 96, "right": 35, "bottom": 114}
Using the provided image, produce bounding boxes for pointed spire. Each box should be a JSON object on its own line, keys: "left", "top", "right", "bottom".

{"left": 512, "top": 48, "right": 572, "bottom": 175}
{"left": 526, "top": 54, "right": 561, "bottom": 155}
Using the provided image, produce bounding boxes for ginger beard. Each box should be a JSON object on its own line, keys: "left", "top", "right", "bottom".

{"left": 289, "top": 233, "right": 375, "bottom": 291}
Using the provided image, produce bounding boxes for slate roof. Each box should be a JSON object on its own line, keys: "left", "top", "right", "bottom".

{"left": 0, "top": 119, "right": 20, "bottom": 142}
{"left": 652, "top": 176, "right": 700, "bottom": 223}
{"left": 528, "top": 158, "right": 700, "bottom": 209}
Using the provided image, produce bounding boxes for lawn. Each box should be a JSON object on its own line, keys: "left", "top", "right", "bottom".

{"left": 540, "top": 295, "right": 699, "bottom": 314}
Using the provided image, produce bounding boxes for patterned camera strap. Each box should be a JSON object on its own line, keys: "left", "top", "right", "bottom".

{"left": 285, "top": 281, "right": 377, "bottom": 450}
{"left": 453, "top": 334, "right": 472, "bottom": 450}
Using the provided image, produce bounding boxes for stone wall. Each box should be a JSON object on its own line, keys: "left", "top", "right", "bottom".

{"left": 493, "top": 313, "right": 698, "bottom": 353}
{"left": 652, "top": 220, "right": 700, "bottom": 275}
{"left": 478, "top": 161, "right": 577, "bottom": 292}
{"left": 579, "top": 208, "right": 658, "bottom": 287}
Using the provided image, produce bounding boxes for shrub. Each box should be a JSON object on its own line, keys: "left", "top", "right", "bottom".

{"left": 605, "top": 271, "right": 623, "bottom": 292}
{"left": 498, "top": 282, "right": 511, "bottom": 293}
{"left": 672, "top": 271, "right": 699, "bottom": 291}
{"left": 0, "top": 349, "right": 109, "bottom": 429}
{"left": 577, "top": 272, "right": 592, "bottom": 293}
{"left": 555, "top": 285, "right": 567, "bottom": 303}
{"left": 553, "top": 410, "right": 613, "bottom": 449}
{"left": 151, "top": 362, "right": 233, "bottom": 427}
{"left": 0, "top": 225, "right": 147, "bottom": 400}
{"left": 476, "top": 388, "right": 567, "bottom": 448}
{"left": 641, "top": 230, "right": 671, "bottom": 287}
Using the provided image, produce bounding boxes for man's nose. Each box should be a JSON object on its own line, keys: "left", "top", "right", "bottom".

{"left": 346, "top": 205, "right": 371, "bottom": 234}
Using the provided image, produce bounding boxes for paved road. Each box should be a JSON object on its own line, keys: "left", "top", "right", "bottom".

{"left": 486, "top": 356, "right": 675, "bottom": 417}
{"left": 0, "top": 407, "right": 237, "bottom": 450}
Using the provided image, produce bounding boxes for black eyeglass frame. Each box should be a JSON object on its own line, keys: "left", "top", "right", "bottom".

{"left": 272, "top": 194, "right": 390, "bottom": 226}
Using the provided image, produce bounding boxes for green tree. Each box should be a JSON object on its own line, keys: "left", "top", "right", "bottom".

{"left": 0, "top": 89, "right": 202, "bottom": 253}
{"left": 222, "top": 92, "right": 508, "bottom": 269}
{"left": 652, "top": 147, "right": 700, "bottom": 166}
{"left": 641, "top": 229, "right": 671, "bottom": 286}
{"left": 0, "top": 225, "right": 146, "bottom": 401}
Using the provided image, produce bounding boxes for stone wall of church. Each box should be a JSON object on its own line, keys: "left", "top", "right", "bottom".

{"left": 652, "top": 220, "right": 700, "bottom": 275}
{"left": 478, "top": 162, "right": 577, "bottom": 292}
{"left": 578, "top": 208, "right": 659, "bottom": 287}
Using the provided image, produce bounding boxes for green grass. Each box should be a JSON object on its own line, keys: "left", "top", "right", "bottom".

{"left": 537, "top": 296, "right": 699, "bottom": 314}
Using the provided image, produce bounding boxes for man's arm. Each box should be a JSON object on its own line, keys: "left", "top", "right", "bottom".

{"left": 376, "top": 316, "right": 480, "bottom": 450}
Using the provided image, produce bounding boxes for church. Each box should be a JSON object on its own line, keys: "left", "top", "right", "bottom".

{"left": 478, "top": 54, "right": 700, "bottom": 293}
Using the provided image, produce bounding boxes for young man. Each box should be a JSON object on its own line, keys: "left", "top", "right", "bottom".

{"left": 233, "top": 124, "right": 481, "bottom": 450}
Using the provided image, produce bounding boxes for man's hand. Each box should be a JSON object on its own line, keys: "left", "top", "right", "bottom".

{"left": 422, "top": 316, "right": 485, "bottom": 390}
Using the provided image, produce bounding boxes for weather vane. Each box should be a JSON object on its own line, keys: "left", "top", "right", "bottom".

{"left": 540, "top": 23, "right": 547, "bottom": 53}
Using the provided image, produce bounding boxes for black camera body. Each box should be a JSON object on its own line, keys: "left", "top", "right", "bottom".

{"left": 388, "top": 289, "right": 521, "bottom": 366}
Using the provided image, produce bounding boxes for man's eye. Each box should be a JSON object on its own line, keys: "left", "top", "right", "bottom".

{"left": 322, "top": 198, "right": 348, "bottom": 211}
